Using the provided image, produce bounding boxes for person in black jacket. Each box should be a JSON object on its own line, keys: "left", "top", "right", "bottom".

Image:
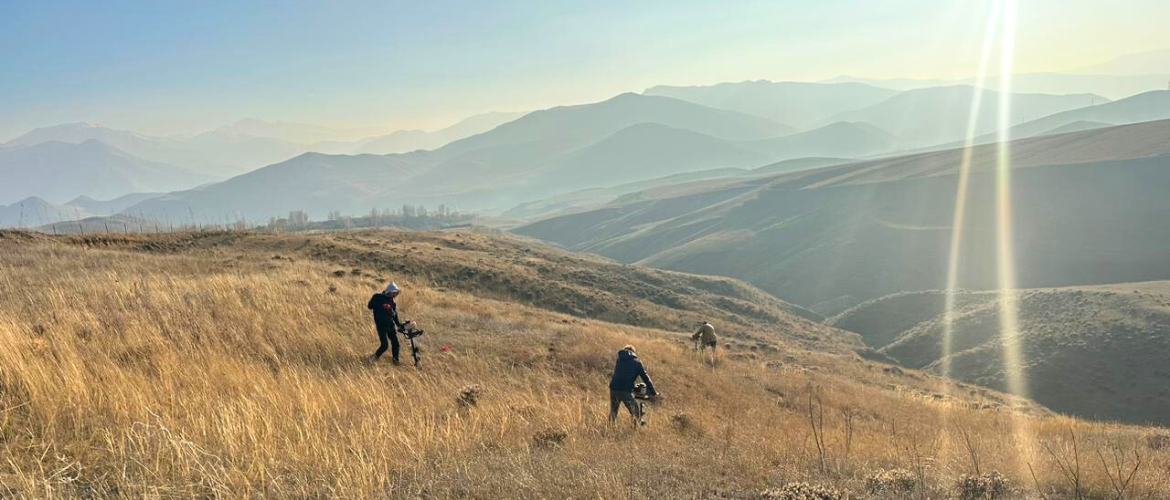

{"left": 367, "top": 281, "right": 407, "bottom": 364}
{"left": 608, "top": 345, "right": 658, "bottom": 425}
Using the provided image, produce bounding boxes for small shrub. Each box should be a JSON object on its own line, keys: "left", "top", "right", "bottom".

{"left": 670, "top": 412, "right": 703, "bottom": 437}
{"left": 457, "top": 385, "right": 482, "bottom": 408}
{"left": 865, "top": 468, "right": 917, "bottom": 494}
{"left": 760, "top": 482, "right": 847, "bottom": 500}
{"left": 954, "top": 471, "right": 1009, "bottom": 500}
{"left": 331, "top": 269, "right": 347, "bottom": 277}
{"left": 1146, "top": 433, "right": 1170, "bottom": 451}
{"left": 532, "top": 429, "right": 567, "bottom": 449}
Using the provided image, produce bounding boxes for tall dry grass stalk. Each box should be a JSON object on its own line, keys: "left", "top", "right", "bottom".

{"left": 0, "top": 234, "right": 1167, "bottom": 498}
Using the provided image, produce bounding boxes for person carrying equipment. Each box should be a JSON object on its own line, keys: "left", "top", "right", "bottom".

{"left": 692, "top": 321, "right": 718, "bottom": 365}
{"left": 368, "top": 281, "right": 407, "bottom": 364}
{"left": 608, "top": 345, "right": 658, "bottom": 426}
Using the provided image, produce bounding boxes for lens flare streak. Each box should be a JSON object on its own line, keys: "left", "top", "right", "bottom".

{"left": 941, "top": 0, "right": 1004, "bottom": 381}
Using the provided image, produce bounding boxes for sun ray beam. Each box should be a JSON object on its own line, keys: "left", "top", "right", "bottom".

{"left": 941, "top": 0, "right": 1005, "bottom": 381}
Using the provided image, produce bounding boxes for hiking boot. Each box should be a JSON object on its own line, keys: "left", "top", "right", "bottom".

{"left": 392, "top": 357, "right": 401, "bottom": 366}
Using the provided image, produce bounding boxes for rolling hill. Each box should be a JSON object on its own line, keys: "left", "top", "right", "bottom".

{"left": 741, "top": 121, "right": 897, "bottom": 160}
{"left": 503, "top": 157, "right": 856, "bottom": 222}
{"left": 522, "top": 123, "right": 772, "bottom": 193}
{"left": 998, "top": 90, "right": 1170, "bottom": 139}
{"left": 826, "top": 85, "right": 1104, "bottom": 148}
{"left": 5, "top": 123, "right": 241, "bottom": 177}
{"left": 0, "top": 140, "right": 213, "bottom": 205}
{"left": 643, "top": 81, "right": 898, "bottom": 127}
{"left": 66, "top": 192, "right": 165, "bottom": 216}
{"left": 351, "top": 111, "right": 526, "bottom": 154}
{"left": 828, "top": 282, "right": 1170, "bottom": 425}
{"left": 128, "top": 152, "right": 433, "bottom": 221}
{"left": 0, "top": 196, "right": 91, "bottom": 228}
{"left": 515, "top": 120, "right": 1170, "bottom": 315}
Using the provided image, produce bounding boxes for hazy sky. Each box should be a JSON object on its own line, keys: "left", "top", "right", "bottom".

{"left": 2, "top": 0, "right": 1167, "bottom": 140}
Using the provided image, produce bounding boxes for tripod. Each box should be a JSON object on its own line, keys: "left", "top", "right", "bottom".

{"left": 402, "top": 323, "right": 425, "bottom": 367}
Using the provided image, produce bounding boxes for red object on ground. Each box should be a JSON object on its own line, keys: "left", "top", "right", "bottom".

{"left": 440, "top": 346, "right": 452, "bottom": 352}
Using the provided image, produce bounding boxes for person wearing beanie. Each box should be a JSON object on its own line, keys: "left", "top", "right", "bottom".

{"left": 608, "top": 345, "right": 658, "bottom": 425}
{"left": 367, "top": 281, "right": 407, "bottom": 364}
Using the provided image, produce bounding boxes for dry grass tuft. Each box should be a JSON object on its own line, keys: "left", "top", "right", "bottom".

{"left": 457, "top": 384, "right": 483, "bottom": 409}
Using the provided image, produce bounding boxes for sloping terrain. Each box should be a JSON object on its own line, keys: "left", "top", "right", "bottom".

{"left": 828, "top": 283, "right": 1170, "bottom": 425}
{"left": 521, "top": 123, "right": 771, "bottom": 193}
{"left": 6, "top": 229, "right": 1163, "bottom": 499}
{"left": 503, "top": 158, "right": 853, "bottom": 223}
{"left": 66, "top": 192, "right": 164, "bottom": 215}
{"left": 516, "top": 120, "right": 1170, "bottom": 314}
{"left": 0, "top": 196, "right": 93, "bottom": 228}
{"left": 59, "top": 229, "right": 841, "bottom": 347}
{"left": 997, "top": 90, "right": 1170, "bottom": 140}
{"left": 350, "top": 111, "right": 526, "bottom": 154}
{"left": 741, "top": 122, "right": 897, "bottom": 160}
{"left": 826, "top": 85, "right": 1104, "bottom": 148}
{"left": 128, "top": 152, "right": 434, "bottom": 221}
{"left": 502, "top": 167, "right": 748, "bottom": 221}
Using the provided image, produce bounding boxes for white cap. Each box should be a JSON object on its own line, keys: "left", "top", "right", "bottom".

{"left": 383, "top": 282, "right": 400, "bottom": 295}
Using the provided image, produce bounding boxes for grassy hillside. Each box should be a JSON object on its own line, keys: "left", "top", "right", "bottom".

{"left": 829, "top": 283, "right": 1170, "bottom": 426}
{"left": 3, "top": 230, "right": 1169, "bottom": 498}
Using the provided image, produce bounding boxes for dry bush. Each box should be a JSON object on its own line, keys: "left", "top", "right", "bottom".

{"left": 532, "top": 428, "right": 568, "bottom": 449}
{"left": 955, "top": 471, "right": 1010, "bottom": 500}
{"left": 1145, "top": 433, "right": 1170, "bottom": 451}
{"left": 669, "top": 412, "right": 703, "bottom": 437}
{"left": 457, "top": 384, "right": 483, "bottom": 408}
{"left": 760, "top": 482, "right": 848, "bottom": 500}
{"left": 865, "top": 468, "right": 917, "bottom": 494}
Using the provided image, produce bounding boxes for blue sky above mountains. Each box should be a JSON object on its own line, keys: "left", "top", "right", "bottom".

{"left": 2, "top": 0, "right": 1167, "bottom": 139}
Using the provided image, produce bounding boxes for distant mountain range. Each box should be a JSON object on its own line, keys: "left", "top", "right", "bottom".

{"left": 3, "top": 112, "right": 525, "bottom": 180}
{"left": 826, "top": 71, "right": 1169, "bottom": 100}
{"left": 824, "top": 85, "right": 1103, "bottom": 148}
{"left": 0, "top": 140, "right": 211, "bottom": 205}
{"left": 125, "top": 93, "right": 800, "bottom": 219}
{"left": 644, "top": 81, "right": 898, "bottom": 127}
{"left": 8, "top": 77, "right": 1170, "bottom": 224}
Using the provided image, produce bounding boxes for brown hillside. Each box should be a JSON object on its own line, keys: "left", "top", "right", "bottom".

{"left": 5, "top": 231, "right": 1169, "bottom": 498}
{"left": 829, "top": 283, "right": 1170, "bottom": 425}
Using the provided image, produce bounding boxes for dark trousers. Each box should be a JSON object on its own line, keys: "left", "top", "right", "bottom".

{"left": 609, "top": 390, "right": 641, "bottom": 423}
{"left": 374, "top": 327, "right": 400, "bottom": 361}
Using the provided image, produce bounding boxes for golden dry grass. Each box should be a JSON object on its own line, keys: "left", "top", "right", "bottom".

{"left": 0, "top": 231, "right": 1168, "bottom": 499}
